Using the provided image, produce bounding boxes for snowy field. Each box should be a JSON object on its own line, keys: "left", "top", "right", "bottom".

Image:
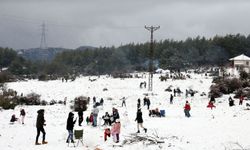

{"left": 1, "top": 73, "right": 250, "bottom": 150}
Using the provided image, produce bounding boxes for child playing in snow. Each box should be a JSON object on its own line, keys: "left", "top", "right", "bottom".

{"left": 111, "top": 119, "right": 121, "bottom": 143}
{"left": 207, "top": 101, "right": 216, "bottom": 109}
{"left": 104, "top": 128, "right": 111, "bottom": 141}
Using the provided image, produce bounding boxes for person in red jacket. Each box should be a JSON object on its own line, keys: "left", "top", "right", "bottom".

{"left": 104, "top": 128, "right": 111, "bottom": 141}
{"left": 239, "top": 95, "right": 244, "bottom": 105}
{"left": 89, "top": 113, "right": 94, "bottom": 125}
{"left": 207, "top": 101, "right": 216, "bottom": 109}
{"left": 184, "top": 101, "right": 191, "bottom": 117}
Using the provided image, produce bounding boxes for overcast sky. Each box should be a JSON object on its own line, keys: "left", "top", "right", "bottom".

{"left": 0, "top": 0, "right": 250, "bottom": 49}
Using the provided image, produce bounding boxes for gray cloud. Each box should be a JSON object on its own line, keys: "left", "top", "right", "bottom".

{"left": 0, "top": 0, "right": 250, "bottom": 49}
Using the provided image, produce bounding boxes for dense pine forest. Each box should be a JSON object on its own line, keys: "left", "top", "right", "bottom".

{"left": 1, "top": 34, "right": 250, "bottom": 80}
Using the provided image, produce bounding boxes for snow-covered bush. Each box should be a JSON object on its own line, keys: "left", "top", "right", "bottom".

{"left": 0, "top": 88, "right": 18, "bottom": 109}
{"left": 210, "top": 76, "right": 249, "bottom": 98}
{"left": 209, "top": 84, "right": 223, "bottom": 98}
{"left": 234, "top": 87, "right": 250, "bottom": 98}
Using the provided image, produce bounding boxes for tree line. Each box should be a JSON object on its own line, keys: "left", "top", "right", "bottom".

{"left": 1, "top": 33, "right": 250, "bottom": 80}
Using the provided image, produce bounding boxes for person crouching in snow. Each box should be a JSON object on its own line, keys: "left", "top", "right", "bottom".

{"left": 184, "top": 101, "right": 191, "bottom": 117}
{"left": 66, "top": 112, "right": 77, "bottom": 143}
{"left": 10, "top": 114, "right": 18, "bottom": 124}
{"left": 111, "top": 119, "right": 121, "bottom": 143}
{"left": 104, "top": 128, "right": 111, "bottom": 141}
{"left": 207, "top": 101, "right": 216, "bottom": 109}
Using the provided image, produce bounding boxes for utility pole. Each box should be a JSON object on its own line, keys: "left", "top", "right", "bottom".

{"left": 145, "top": 25, "right": 160, "bottom": 91}
{"left": 40, "top": 22, "right": 48, "bottom": 49}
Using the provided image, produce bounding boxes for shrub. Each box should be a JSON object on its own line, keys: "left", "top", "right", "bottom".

{"left": 49, "top": 100, "right": 57, "bottom": 105}
{"left": 41, "top": 100, "right": 47, "bottom": 106}
{"left": 38, "top": 74, "right": 47, "bottom": 81}
{"left": 0, "top": 88, "right": 19, "bottom": 109}
{"left": 209, "top": 84, "right": 223, "bottom": 98}
{"left": 0, "top": 71, "right": 12, "bottom": 83}
{"left": 227, "top": 78, "right": 242, "bottom": 93}
{"left": 0, "top": 96, "right": 18, "bottom": 109}
{"left": 25, "top": 92, "right": 41, "bottom": 105}
{"left": 240, "top": 71, "right": 249, "bottom": 80}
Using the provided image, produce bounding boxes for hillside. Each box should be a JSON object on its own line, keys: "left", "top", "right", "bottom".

{"left": 3, "top": 73, "right": 250, "bottom": 150}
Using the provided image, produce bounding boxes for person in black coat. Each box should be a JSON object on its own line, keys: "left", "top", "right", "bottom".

{"left": 137, "top": 98, "right": 141, "bottom": 109}
{"left": 35, "top": 109, "right": 47, "bottom": 145}
{"left": 228, "top": 96, "right": 235, "bottom": 107}
{"left": 146, "top": 98, "right": 151, "bottom": 110}
{"left": 102, "top": 112, "right": 111, "bottom": 126}
{"left": 10, "top": 114, "right": 18, "bottom": 123}
{"left": 135, "top": 108, "right": 147, "bottom": 133}
{"left": 78, "top": 110, "right": 83, "bottom": 126}
{"left": 170, "top": 94, "right": 173, "bottom": 104}
{"left": 111, "top": 108, "right": 120, "bottom": 123}
{"left": 66, "top": 112, "right": 77, "bottom": 143}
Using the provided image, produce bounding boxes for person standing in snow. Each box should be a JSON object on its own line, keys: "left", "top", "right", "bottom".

{"left": 170, "top": 94, "right": 173, "bottom": 104}
{"left": 135, "top": 108, "right": 147, "bottom": 133}
{"left": 111, "top": 119, "right": 121, "bottom": 143}
{"left": 20, "top": 109, "right": 26, "bottom": 124}
{"left": 121, "top": 97, "right": 126, "bottom": 107}
{"left": 93, "top": 96, "right": 96, "bottom": 104}
{"left": 185, "top": 89, "right": 189, "bottom": 98}
{"left": 92, "top": 105, "right": 99, "bottom": 127}
{"left": 78, "top": 110, "right": 83, "bottom": 126}
{"left": 228, "top": 96, "right": 235, "bottom": 107}
{"left": 184, "top": 101, "right": 191, "bottom": 117}
{"left": 35, "top": 109, "right": 48, "bottom": 145}
{"left": 137, "top": 98, "right": 141, "bottom": 109}
{"left": 146, "top": 98, "right": 151, "bottom": 110}
{"left": 111, "top": 108, "right": 120, "bottom": 124}
{"left": 239, "top": 95, "right": 244, "bottom": 105}
{"left": 66, "top": 112, "right": 77, "bottom": 143}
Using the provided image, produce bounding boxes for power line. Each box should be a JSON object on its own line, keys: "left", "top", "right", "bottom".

{"left": 145, "top": 25, "right": 160, "bottom": 91}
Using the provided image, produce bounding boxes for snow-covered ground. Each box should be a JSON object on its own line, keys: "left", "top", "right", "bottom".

{"left": 1, "top": 73, "right": 250, "bottom": 150}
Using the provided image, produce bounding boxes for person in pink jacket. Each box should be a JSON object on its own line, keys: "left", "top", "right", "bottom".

{"left": 111, "top": 119, "right": 121, "bottom": 143}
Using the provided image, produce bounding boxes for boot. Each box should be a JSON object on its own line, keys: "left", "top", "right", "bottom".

{"left": 35, "top": 142, "right": 41, "bottom": 145}
{"left": 66, "top": 140, "right": 69, "bottom": 143}
{"left": 71, "top": 140, "right": 75, "bottom": 143}
{"left": 144, "top": 128, "right": 147, "bottom": 133}
{"left": 42, "top": 141, "right": 48, "bottom": 144}
{"left": 137, "top": 130, "right": 140, "bottom": 133}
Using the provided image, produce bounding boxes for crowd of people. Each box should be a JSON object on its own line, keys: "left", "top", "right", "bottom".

{"left": 8, "top": 90, "right": 248, "bottom": 146}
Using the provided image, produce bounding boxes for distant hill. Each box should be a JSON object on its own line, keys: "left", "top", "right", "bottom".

{"left": 16, "top": 46, "right": 96, "bottom": 61}
{"left": 76, "top": 46, "right": 96, "bottom": 51}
